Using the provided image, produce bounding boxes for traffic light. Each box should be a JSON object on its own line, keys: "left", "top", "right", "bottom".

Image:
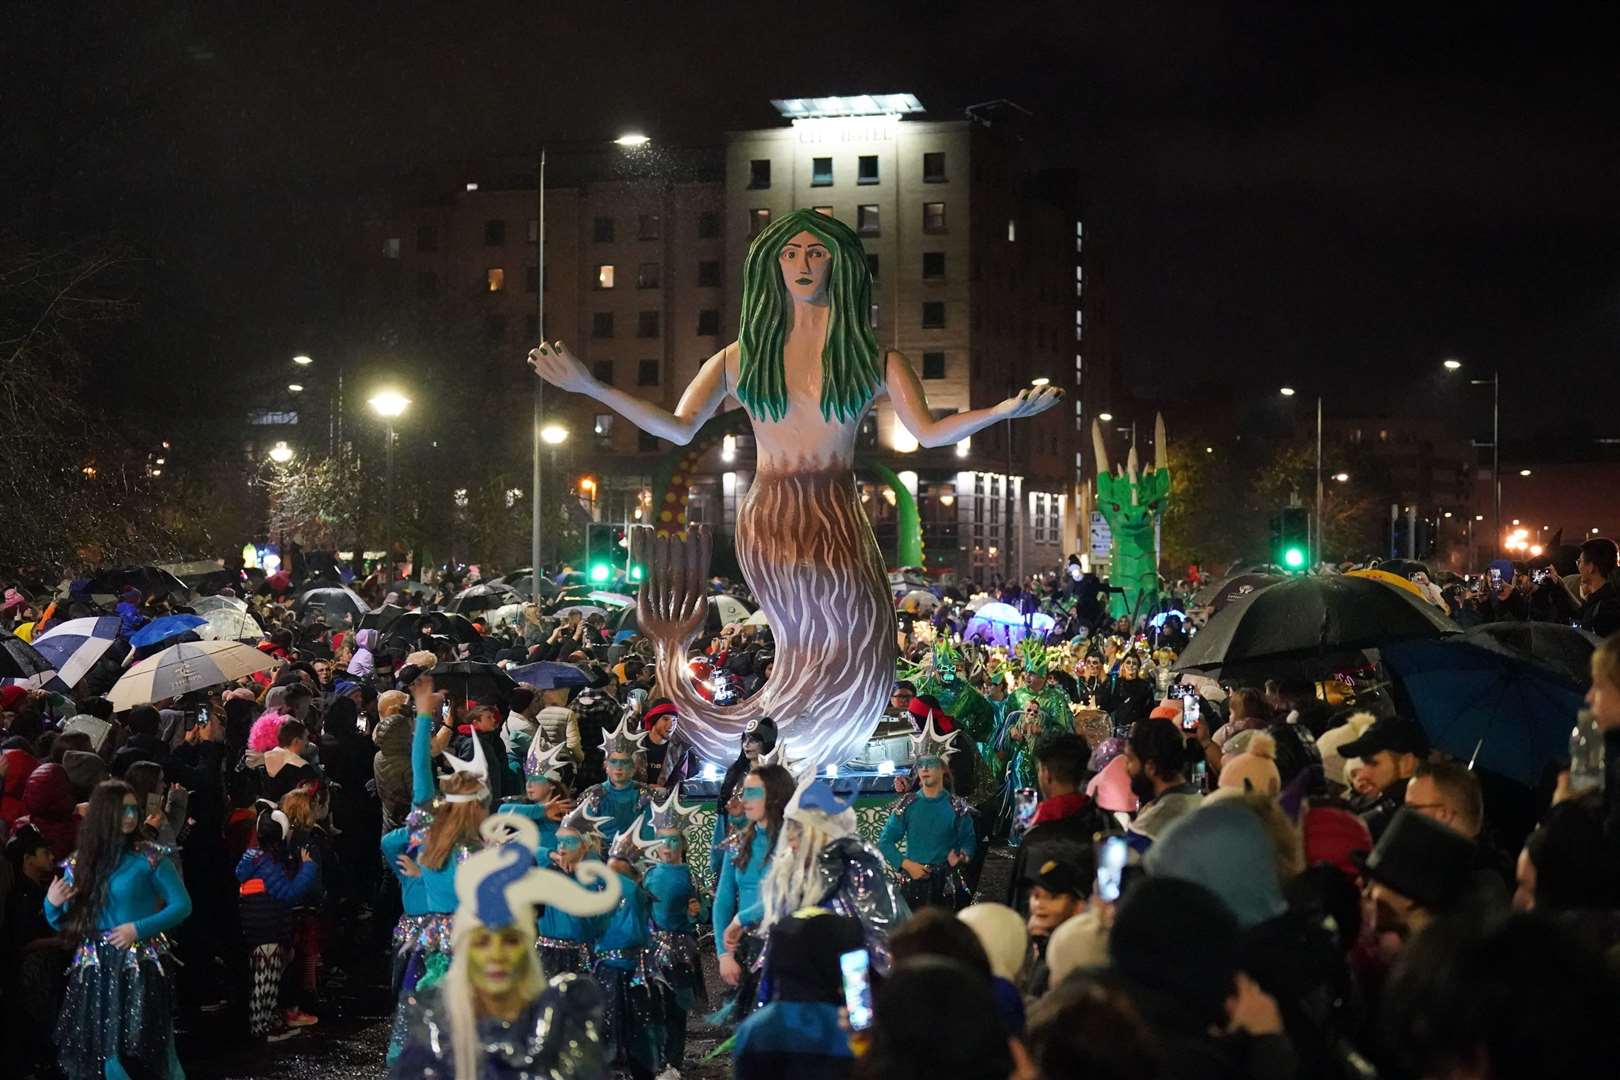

{"left": 585, "top": 523, "right": 636, "bottom": 584}
{"left": 1273, "top": 507, "right": 1309, "bottom": 572}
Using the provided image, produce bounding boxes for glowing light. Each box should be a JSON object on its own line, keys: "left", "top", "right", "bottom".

{"left": 722, "top": 434, "right": 736, "bottom": 463}
{"left": 540, "top": 423, "right": 568, "bottom": 445}
{"left": 1444, "top": 511, "right": 1453, "bottom": 518}
{"left": 292, "top": 354, "right": 313, "bottom": 366}
{"left": 268, "top": 442, "right": 294, "bottom": 464}
{"left": 1031, "top": 377, "right": 1051, "bottom": 387}
{"left": 1279, "top": 386, "right": 1297, "bottom": 397}
{"left": 614, "top": 133, "right": 651, "bottom": 147}
{"left": 465, "top": 182, "right": 479, "bottom": 191}
{"left": 955, "top": 438, "right": 970, "bottom": 458}
{"left": 287, "top": 383, "right": 304, "bottom": 392}
{"left": 1205, "top": 447, "right": 1214, "bottom": 454}
{"left": 154, "top": 457, "right": 166, "bottom": 465}
{"left": 369, "top": 390, "right": 410, "bottom": 418}
{"left": 1476, "top": 515, "right": 1484, "bottom": 521}
{"left": 876, "top": 760, "right": 895, "bottom": 776}
{"left": 579, "top": 476, "right": 597, "bottom": 494}
{"left": 1443, "top": 358, "right": 1462, "bottom": 371}
{"left": 939, "top": 494, "right": 955, "bottom": 507}
{"left": 1098, "top": 412, "right": 1113, "bottom": 422}
{"left": 892, "top": 425, "right": 919, "bottom": 453}
{"left": 771, "top": 93, "right": 923, "bottom": 119}
{"left": 824, "top": 763, "right": 840, "bottom": 778}
{"left": 81, "top": 465, "right": 97, "bottom": 478}
{"left": 1282, "top": 546, "right": 1306, "bottom": 570}
{"left": 701, "top": 762, "right": 721, "bottom": 781}
{"left": 1519, "top": 469, "right": 1532, "bottom": 477}
{"left": 1333, "top": 472, "right": 1349, "bottom": 482}
{"left": 1529, "top": 544, "right": 1544, "bottom": 556}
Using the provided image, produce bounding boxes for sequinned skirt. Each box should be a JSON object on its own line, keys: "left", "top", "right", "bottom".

{"left": 386, "top": 912, "right": 454, "bottom": 1065}
{"left": 538, "top": 934, "right": 593, "bottom": 978}
{"left": 55, "top": 933, "right": 179, "bottom": 1080}
{"left": 594, "top": 951, "right": 668, "bottom": 1073}
{"left": 650, "top": 928, "right": 706, "bottom": 1011}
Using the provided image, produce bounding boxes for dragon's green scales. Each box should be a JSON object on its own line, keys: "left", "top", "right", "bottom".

{"left": 1091, "top": 414, "right": 1171, "bottom": 622}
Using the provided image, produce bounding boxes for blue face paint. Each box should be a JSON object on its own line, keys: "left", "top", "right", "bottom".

{"left": 916, "top": 756, "right": 943, "bottom": 770}
{"left": 120, "top": 804, "right": 140, "bottom": 818}
{"left": 556, "top": 835, "right": 583, "bottom": 852}
{"left": 740, "top": 784, "right": 766, "bottom": 804}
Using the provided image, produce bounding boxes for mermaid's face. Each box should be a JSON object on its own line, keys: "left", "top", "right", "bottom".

{"left": 466, "top": 925, "right": 531, "bottom": 997}
{"left": 779, "top": 231, "right": 831, "bottom": 302}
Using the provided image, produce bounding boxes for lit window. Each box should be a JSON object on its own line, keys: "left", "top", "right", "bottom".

{"left": 857, "top": 205, "right": 880, "bottom": 236}
{"left": 637, "top": 262, "right": 660, "bottom": 289}
{"left": 486, "top": 267, "right": 505, "bottom": 292}
{"left": 593, "top": 217, "right": 614, "bottom": 242}
{"left": 637, "top": 359, "right": 659, "bottom": 386}
{"left": 922, "top": 302, "right": 945, "bottom": 329}
{"left": 592, "top": 313, "right": 614, "bottom": 338}
{"left": 749, "top": 159, "right": 772, "bottom": 188}
{"left": 638, "top": 214, "right": 660, "bottom": 240}
{"left": 637, "top": 311, "right": 659, "bottom": 338}
{"left": 922, "top": 252, "right": 945, "bottom": 279}
{"left": 811, "top": 157, "right": 833, "bottom": 186}
{"left": 697, "top": 309, "right": 719, "bottom": 336}
{"left": 923, "top": 202, "right": 946, "bottom": 233}
{"left": 749, "top": 208, "right": 771, "bottom": 238}
{"left": 922, "top": 352, "right": 946, "bottom": 379}
{"left": 383, "top": 237, "right": 400, "bottom": 259}
{"left": 595, "top": 265, "right": 616, "bottom": 290}
{"left": 813, "top": 205, "right": 834, "bottom": 217}
{"left": 697, "top": 260, "right": 721, "bottom": 287}
{"left": 1007, "top": 219, "right": 1017, "bottom": 242}
{"left": 484, "top": 220, "right": 505, "bottom": 246}
{"left": 858, "top": 155, "right": 879, "bottom": 185}
{"left": 923, "top": 152, "right": 946, "bottom": 182}
{"left": 870, "top": 302, "right": 879, "bottom": 329}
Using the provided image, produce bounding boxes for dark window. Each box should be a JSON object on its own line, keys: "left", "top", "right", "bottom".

{"left": 923, "top": 152, "right": 946, "bottom": 182}
{"left": 749, "top": 159, "right": 772, "bottom": 188}
{"left": 697, "top": 259, "right": 721, "bottom": 286}
{"left": 638, "top": 431, "right": 661, "bottom": 452}
{"left": 867, "top": 254, "right": 880, "bottom": 278}
{"left": 749, "top": 209, "right": 771, "bottom": 238}
{"left": 638, "top": 214, "right": 660, "bottom": 240}
{"left": 857, "top": 205, "right": 880, "bottom": 236}
{"left": 637, "top": 262, "right": 661, "bottom": 289}
{"left": 593, "top": 216, "right": 614, "bottom": 242}
{"left": 637, "top": 359, "right": 659, "bottom": 385}
{"left": 416, "top": 224, "right": 438, "bottom": 252}
{"left": 922, "top": 302, "right": 945, "bottom": 329}
{"left": 416, "top": 270, "right": 439, "bottom": 298}
{"left": 637, "top": 311, "right": 659, "bottom": 338}
{"left": 527, "top": 219, "right": 538, "bottom": 243}
{"left": 592, "top": 312, "right": 614, "bottom": 338}
{"left": 697, "top": 309, "right": 719, "bottom": 336}
{"left": 525, "top": 265, "right": 539, "bottom": 292}
{"left": 485, "top": 315, "right": 507, "bottom": 342}
{"left": 592, "top": 360, "right": 613, "bottom": 383}
{"left": 811, "top": 157, "right": 833, "bottom": 186}
{"left": 383, "top": 237, "right": 400, "bottom": 259}
{"left": 923, "top": 202, "right": 946, "bottom": 233}
{"left": 923, "top": 252, "right": 945, "bottom": 279}
{"left": 525, "top": 314, "right": 539, "bottom": 339}
{"left": 922, "top": 352, "right": 947, "bottom": 380}
{"left": 858, "top": 155, "right": 879, "bottom": 184}
{"left": 484, "top": 219, "right": 506, "bottom": 246}
{"left": 698, "top": 211, "right": 720, "bottom": 239}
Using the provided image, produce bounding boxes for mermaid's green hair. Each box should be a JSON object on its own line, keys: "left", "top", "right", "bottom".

{"left": 736, "top": 208, "right": 883, "bottom": 423}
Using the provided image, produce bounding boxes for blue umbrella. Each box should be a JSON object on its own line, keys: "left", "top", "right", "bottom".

{"left": 506, "top": 661, "right": 590, "bottom": 690}
{"left": 129, "top": 613, "right": 208, "bottom": 649}
{"left": 1383, "top": 636, "right": 1585, "bottom": 785}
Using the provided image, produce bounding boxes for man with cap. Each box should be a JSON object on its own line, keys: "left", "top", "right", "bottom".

{"left": 1022, "top": 856, "right": 1089, "bottom": 996}
{"left": 639, "top": 699, "right": 695, "bottom": 789}
{"left": 879, "top": 717, "right": 977, "bottom": 910}
{"left": 1337, "top": 716, "right": 1429, "bottom": 840}
{"left": 1005, "top": 733, "right": 1104, "bottom": 916}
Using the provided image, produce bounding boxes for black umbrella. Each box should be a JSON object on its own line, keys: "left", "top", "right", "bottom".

{"left": 447, "top": 582, "right": 520, "bottom": 615}
{"left": 1174, "top": 575, "right": 1457, "bottom": 679}
{"left": 387, "top": 611, "right": 482, "bottom": 646}
{"left": 1209, "top": 574, "right": 1284, "bottom": 613}
{"left": 359, "top": 603, "right": 411, "bottom": 633}
{"left": 430, "top": 660, "right": 516, "bottom": 709}
{"left": 87, "top": 566, "right": 190, "bottom": 602}
{"left": 0, "top": 629, "right": 55, "bottom": 681}
{"left": 1374, "top": 559, "right": 1431, "bottom": 581}
{"left": 494, "top": 569, "right": 560, "bottom": 599}
{"left": 1461, "top": 621, "right": 1599, "bottom": 688}
{"left": 295, "top": 586, "right": 370, "bottom": 625}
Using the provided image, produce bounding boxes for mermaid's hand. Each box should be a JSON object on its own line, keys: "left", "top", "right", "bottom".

{"left": 527, "top": 340, "right": 595, "bottom": 393}
{"left": 632, "top": 525, "right": 713, "bottom": 646}
{"left": 995, "top": 384, "right": 1064, "bottom": 420}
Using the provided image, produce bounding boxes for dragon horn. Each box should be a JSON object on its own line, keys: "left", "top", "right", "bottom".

{"left": 1154, "top": 412, "right": 1167, "bottom": 474}
{"left": 1090, "top": 418, "right": 1110, "bottom": 479}
{"left": 1127, "top": 435, "right": 1140, "bottom": 488}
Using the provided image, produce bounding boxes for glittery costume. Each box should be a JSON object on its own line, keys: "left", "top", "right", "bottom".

{"left": 880, "top": 719, "right": 978, "bottom": 912}
{"left": 805, "top": 835, "right": 909, "bottom": 971}
{"left": 45, "top": 841, "right": 191, "bottom": 1080}
{"left": 1003, "top": 640, "right": 1074, "bottom": 792}
{"left": 394, "top": 973, "right": 610, "bottom": 1080}
{"left": 537, "top": 803, "right": 614, "bottom": 978}
{"left": 911, "top": 637, "right": 1000, "bottom": 796}
{"left": 589, "top": 863, "right": 668, "bottom": 1075}
{"left": 575, "top": 715, "right": 655, "bottom": 845}
{"left": 641, "top": 791, "right": 705, "bottom": 1066}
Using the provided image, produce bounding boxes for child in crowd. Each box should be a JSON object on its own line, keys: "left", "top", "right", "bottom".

{"left": 236, "top": 806, "right": 321, "bottom": 1040}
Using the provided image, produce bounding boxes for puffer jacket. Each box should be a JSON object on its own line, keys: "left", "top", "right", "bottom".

{"left": 347, "top": 629, "right": 379, "bottom": 679}
{"left": 17, "top": 762, "right": 79, "bottom": 859}
{"left": 0, "top": 747, "right": 40, "bottom": 828}
{"left": 372, "top": 712, "right": 415, "bottom": 831}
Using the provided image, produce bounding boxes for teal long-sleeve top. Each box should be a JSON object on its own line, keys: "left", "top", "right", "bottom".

{"left": 644, "top": 862, "right": 695, "bottom": 933}
{"left": 495, "top": 800, "right": 561, "bottom": 864}
{"left": 592, "top": 870, "right": 652, "bottom": 970}
{"left": 408, "top": 712, "right": 474, "bottom": 913}
{"left": 879, "top": 790, "right": 977, "bottom": 869}
{"left": 46, "top": 844, "right": 192, "bottom": 941}
{"left": 381, "top": 826, "right": 430, "bottom": 916}
{"left": 537, "top": 857, "right": 609, "bottom": 943}
{"left": 411, "top": 712, "right": 439, "bottom": 806}
{"left": 712, "top": 827, "right": 772, "bottom": 957}
{"left": 710, "top": 812, "right": 747, "bottom": 882}
{"left": 586, "top": 781, "right": 650, "bottom": 844}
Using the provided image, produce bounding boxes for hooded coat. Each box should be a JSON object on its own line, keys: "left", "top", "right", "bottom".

{"left": 347, "top": 628, "right": 379, "bottom": 679}
{"left": 371, "top": 711, "right": 415, "bottom": 831}
{"left": 18, "top": 762, "right": 80, "bottom": 859}
{"left": 0, "top": 746, "right": 40, "bottom": 828}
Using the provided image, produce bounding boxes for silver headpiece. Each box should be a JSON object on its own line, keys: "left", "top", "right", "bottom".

{"left": 598, "top": 713, "right": 647, "bottom": 759}
{"left": 909, "top": 715, "right": 960, "bottom": 762}
{"left": 647, "top": 789, "right": 700, "bottom": 832}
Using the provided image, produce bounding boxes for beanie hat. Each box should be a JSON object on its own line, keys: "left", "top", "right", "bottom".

{"left": 957, "top": 903, "right": 1028, "bottom": 982}
{"left": 1145, "top": 801, "right": 1289, "bottom": 930}
{"left": 61, "top": 749, "right": 108, "bottom": 796}
{"left": 1316, "top": 711, "right": 1377, "bottom": 787}
{"left": 1218, "top": 730, "right": 1281, "bottom": 796}
{"left": 1044, "top": 907, "right": 1109, "bottom": 986}
{"left": 1110, "top": 877, "right": 1239, "bottom": 1027}
{"left": 1302, "top": 805, "right": 1373, "bottom": 880}
{"left": 1, "top": 588, "right": 27, "bottom": 612}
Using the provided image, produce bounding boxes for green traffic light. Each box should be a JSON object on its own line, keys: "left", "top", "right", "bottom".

{"left": 629, "top": 565, "right": 643, "bottom": 583}
{"left": 1283, "top": 546, "right": 1306, "bottom": 570}
{"left": 589, "top": 562, "right": 611, "bottom": 583}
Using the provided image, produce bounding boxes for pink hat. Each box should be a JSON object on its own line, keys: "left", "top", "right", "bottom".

{"left": 1086, "top": 754, "right": 1138, "bottom": 814}
{"left": 0, "top": 588, "right": 26, "bottom": 612}
{"left": 1218, "top": 730, "right": 1281, "bottom": 796}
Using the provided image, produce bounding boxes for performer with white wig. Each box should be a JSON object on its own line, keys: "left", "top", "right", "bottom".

{"left": 391, "top": 815, "right": 622, "bottom": 1079}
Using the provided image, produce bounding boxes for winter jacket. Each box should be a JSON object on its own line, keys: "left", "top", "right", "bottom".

{"left": 346, "top": 629, "right": 378, "bottom": 679}
{"left": 110, "top": 732, "right": 175, "bottom": 782}
{"left": 1006, "top": 791, "right": 1107, "bottom": 915}
{"left": 0, "top": 747, "right": 40, "bottom": 828}
{"left": 17, "top": 763, "right": 80, "bottom": 859}
{"left": 115, "top": 600, "right": 148, "bottom": 637}
{"left": 235, "top": 847, "right": 321, "bottom": 946}
{"left": 372, "top": 712, "right": 415, "bottom": 831}
{"left": 259, "top": 746, "right": 321, "bottom": 802}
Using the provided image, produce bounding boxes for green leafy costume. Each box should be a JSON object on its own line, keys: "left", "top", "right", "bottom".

{"left": 1002, "top": 638, "right": 1073, "bottom": 791}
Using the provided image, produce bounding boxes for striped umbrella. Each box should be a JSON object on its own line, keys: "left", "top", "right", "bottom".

{"left": 26, "top": 616, "right": 122, "bottom": 691}
{"left": 108, "top": 639, "right": 283, "bottom": 710}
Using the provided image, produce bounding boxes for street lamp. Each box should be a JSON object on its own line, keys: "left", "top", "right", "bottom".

{"left": 292, "top": 354, "right": 313, "bottom": 366}
{"left": 1098, "top": 411, "right": 1113, "bottom": 422}
{"left": 540, "top": 423, "right": 569, "bottom": 446}
{"left": 533, "top": 133, "right": 652, "bottom": 599}
{"left": 369, "top": 390, "right": 410, "bottom": 571}
{"left": 268, "top": 442, "right": 295, "bottom": 464}
{"left": 1442, "top": 359, "right": 1500, "bottom": 559}
{"left": 1031, "top": 376, "right": 1051, "bottom": 387}
{"left": 1442, "top": 358, "right": 1462, "bottom": 371}
{"left": 1519, "top": 468, "right": 1532, "bottom": 477}
{"left": 287, "top": 383, "right": 304, "bottom": 393}
{"left": 1278, "top": 386, "right": 1297, "bottom": 397}
{"left": 1333, "top": 472, "right": 1349, "bottom": 483}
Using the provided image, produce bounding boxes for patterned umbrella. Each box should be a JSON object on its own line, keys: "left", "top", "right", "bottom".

{"left": 0, "top": 628, "right": 58, "bottom": 687}
{"left": 108, "top": 639, "right": 282, "bottom": 710}
{"left": 26, "top": 616, "right": 122, "bottom": 690}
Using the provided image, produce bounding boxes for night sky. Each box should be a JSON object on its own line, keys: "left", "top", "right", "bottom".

{"left": 8, "top": 3, "right": 1618, "bottom": 450}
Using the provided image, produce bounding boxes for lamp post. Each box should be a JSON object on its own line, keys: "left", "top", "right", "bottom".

{"left": 1441, "top": 359, "right": 1499, "bottom": 559}
{"left": 369, "top": 390, "right": 410, "bottom": 572}
{"left": 533, "top": 133, "right": 651, "bottom": 601}
{"left": 1280, "top": 387, "right": 1324, "bottom": 569}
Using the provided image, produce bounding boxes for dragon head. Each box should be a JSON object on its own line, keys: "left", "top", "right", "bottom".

{"left": 1092, "top": 413, "right": 1172, "bottom": 542}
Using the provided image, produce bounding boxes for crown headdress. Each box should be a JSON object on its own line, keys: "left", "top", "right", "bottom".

{"left": 1016, "top": 635, "right": 1049, "bottom": 675}
{"left": 558, "top": 801, "right": 613, "bottom": 838}
{"left": 607, "top": 812, "right": 661, "bottom": 863}
{"left": 909, "top": 714, "right": 960, "bottom": 762}
{"left": 648, "top": 789, "right": 700, "bottom": 832}
{"left": 598, "top": 713, "right": 647, "bottom": 759}
{"left": 524, "top": 738, "right": 570, "bottom": 782}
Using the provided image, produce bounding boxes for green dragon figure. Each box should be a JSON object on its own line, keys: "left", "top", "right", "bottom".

{"left": 1092, "top": 413, "right": 1171, "bottom": 624}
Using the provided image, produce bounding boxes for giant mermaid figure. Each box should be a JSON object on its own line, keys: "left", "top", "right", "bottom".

{"left": 530, "top": 209, "right": 1062, "bottom": 766}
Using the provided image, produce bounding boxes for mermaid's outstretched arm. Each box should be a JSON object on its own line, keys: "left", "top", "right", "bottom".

{"left": 528, "top": 340, "right": 733, "bottom": 446}
{"left": 884, "top": 350, "right": 1065, "bottom": 447}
